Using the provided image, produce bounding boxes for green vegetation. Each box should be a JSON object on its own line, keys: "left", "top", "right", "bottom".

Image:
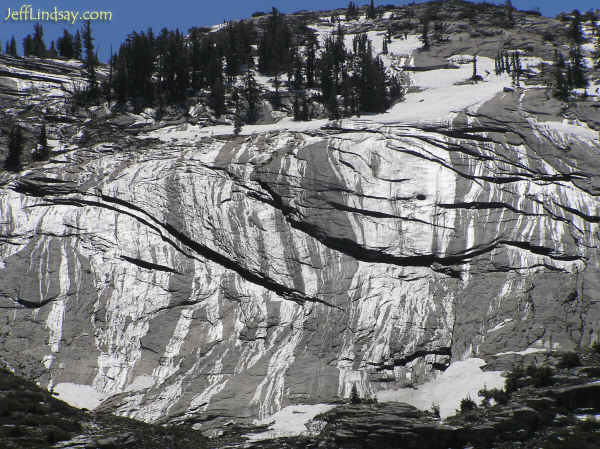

{"left": 478, "top": 386, "right": 509, "bottom": 406}
{"left": 4, "top": 125, "right": 24, "bottom": 172}
{"left": 430, "top": 402, "right": 440, "bottom": 418}
{"left": 350, "top": 383, "right": 361, "bottom": 404}
{"left": 0, "top": 367, "right": 210, "bottom": 449}
{"left": 558, "top": 351, "right": 582, "bottom": 369}
{"left": 505, "top": 362, "right": 554, "bottom": 393}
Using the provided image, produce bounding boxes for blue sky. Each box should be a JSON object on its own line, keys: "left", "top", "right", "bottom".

{"left": 1, "top": 1, "right": 598, "bottom": 61}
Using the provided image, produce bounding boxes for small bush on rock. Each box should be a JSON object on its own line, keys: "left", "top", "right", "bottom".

{"left": 350, "top": 383, "right": 361, "bottom": 404}
{"left": 527, "top": 364, "right": 554, "bottom": 387}
{"left": 505, "top": 363, "right": 526, "bottom": 393}
{"left": 478, "top": 387, "right": 509, "bottom": 406}
{"left": 558, "top": 352, "right": 581, "bottom": 369}
{"left": 431, "top": 402, "right": 440, "bottom": 418}
{"left": 506, "top": 363, "right": 554, "bottom": 391}
{"left": 460, "top": 396, "right": 477, "bottom": 413}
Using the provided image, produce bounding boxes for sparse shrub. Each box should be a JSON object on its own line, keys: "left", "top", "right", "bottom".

{"left": 362, "top": 396, "right": 378, "bottom": 404}
{"left": 460, "top": 396, "right": 477, "bottom": 413}
{"left": 527, "top": 364, "right": 554, "bottom": 387}
{"left": 505, "top": 362, "right": 554, "bottom": 391}
{"left": 558, "top": 352, "right": 581, "bottom": 369}
{"left": 478, "top": 387, "right": 509, "bottom": 406}
{"left": 591, "top": 342, "right": 600, "bottom": 354}
{"left": 350, "top": 383, "right": 361, "bottom": 404}
{"left": 491, "top": 388, "right": 509, "bottom": 405}
{"left": 431, "top": 402, "right": 440, "bottom": 418}
{"left": 505, "top": 363, "right": 526, "bottom": 393}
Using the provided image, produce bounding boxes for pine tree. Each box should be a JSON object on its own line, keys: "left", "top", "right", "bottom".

{"left": 293, "top": 93, "right": 301, "bottom": 120}
{"left": 341, "top": 71, "right": 353, "bottom": 116}
{"left": 367, "top": 0, "right": 376, "bottom": 20}
{"left": 569, "top": 45, "right": 587, "bottom": 88}
{"left": 511, "top": 52, "right": 521, "bottom": 87}
{"left": 32, "top": 23, "right": 46, "bottom": 57}
{"left": 23, "top": 35, "right": 34, "bottom": 57}
{"left": 33, "top": 123, "right": 49, "bottom": 162}
{"left": 350, "top": 383, "right": 361, "bottom": 404}
{"left": 189, "top": 28, "right": 205, "bottom": 90}
{"left": 4, "top": 125, "right": 23, "bottom": 172}
{"left": 305, "top": 35, "right": 318, "bottom": 88}
{"left": 420, "top": 15, "right": 430, "bottom": 50}
{"left": 553, "top": 50, "right": 570, "bottom": 101}
{"left": 73, "top": 31, "right": 82, "bottom": 60}
{"left": 290, "top": 46, "right": 304, "bottom": 90}
{"left": 210, "top": 77, "right": 225, "bottom": 117}
{"left": 382, "top": 38, "right": 388, "bottom": 55}
{"left": 47, "top": 41, "right": 58, "bottom": 58}
{"left": 494, "top": 51, "right": 500, "bottom": 75}
{"left": 244, "top": 66, "right": 260, "bottom": 124}
{"left": 472, "top": 54, "right": 478, "bottom": 80}
{"left": 232, "top": 87, "right": 243, "bottom": 135}
{"left": 103, "top": 46, "right": 113, "bottom": 105}
{"left": 258, "top": 8, "right": 292, "bottom": 76}
{"left": 387, "top": 73, "right": 405, "bottom": 105}
{"left": 505, "top": 0, "right": 515, "bottom": 28}
{"left": 7, "top": 37, "right": 17, "bottom": 57}
{"left": 346, "top": 1, "right": 359, "bottom": 21}
{"left": 57, "top": 29, "right": 74, "bottom": 59}
{"left": 301, "top": 94, "right": 310, "bottom": 121}
{"left": 567, "top": 10, "right": 584, "bottom": 46}
{"left": 82, "top": 21, "right": 99, "bottom": 103}
{"left": 113, "top": 49, "right": 129, "bottom": 104}
{"left": 170, "top": 29, "right": 189, "bottom": 103}
{"left": 327, "top": 87, "right": 340, "bottom": 120}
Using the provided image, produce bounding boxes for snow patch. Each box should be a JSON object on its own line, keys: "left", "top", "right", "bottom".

{"left": 495, "top": 347, "right": 548, "bottom": 356}
{"left": 53, "top": 383, "right": 107, "bottom": 410}
{"left": 247, "top": 403, "right": 337, "bottom": 441}
{"left": 376, "top": 358, "right": 504, "bottom": 419}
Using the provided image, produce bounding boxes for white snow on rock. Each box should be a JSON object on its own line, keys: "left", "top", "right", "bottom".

{"left": 53, "top": 383, "right": 108, "bottom": 410}
{"left": 533, "top": 119, "right": 600, "bottom": 143}
{"left": 376, "top": 358, "right": 504, "bottom": 419}
{"left": 246, "top": 403, "right": 337, "bottom": 441}
{"left": 495, "top": 348, "right": 549, "bottom": 356}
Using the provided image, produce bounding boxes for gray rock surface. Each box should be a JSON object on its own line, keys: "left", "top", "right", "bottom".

{"left": 1, "top": 6, "right": 600, "bottom": 428}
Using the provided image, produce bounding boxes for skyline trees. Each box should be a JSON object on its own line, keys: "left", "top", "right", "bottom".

{"left": 2, "top": 3, "right": 594, "bottom": 129}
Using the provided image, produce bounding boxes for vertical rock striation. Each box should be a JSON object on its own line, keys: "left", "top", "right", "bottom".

{"left": 1, "top": 90, "right": 600, "bottom": 426}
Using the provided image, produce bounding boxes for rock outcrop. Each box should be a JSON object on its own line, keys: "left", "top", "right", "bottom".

{"left": 1, "top": 11, "right": 600, "bottom": 427}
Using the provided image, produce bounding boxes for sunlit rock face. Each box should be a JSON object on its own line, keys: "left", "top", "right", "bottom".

{"left": 1, "top": 89, "right": 600, "bottom": 425}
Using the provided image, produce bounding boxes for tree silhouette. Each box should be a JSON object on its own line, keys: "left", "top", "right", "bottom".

{"left": 367, "top": 0, "right": 376, "bottom": 20}
{"left": 32, "top": 123, "right": 49, "bottom": 162}
{"left": 4, "top": 125, "right": 24, "bottom": 172}
{"left": 82, "top": 21, "right": 99, "bottom": 103}
{"left": 350, "top": 383, "right": 361, "bottom": 404}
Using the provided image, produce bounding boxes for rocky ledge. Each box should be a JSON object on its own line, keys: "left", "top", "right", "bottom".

{"left": 295, "top": 349, "right": 600, "bottom": 449}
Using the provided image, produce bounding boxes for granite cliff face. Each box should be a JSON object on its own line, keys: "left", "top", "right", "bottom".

{"left": 1, "top": 44, "right": 600, "bottom": 427}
